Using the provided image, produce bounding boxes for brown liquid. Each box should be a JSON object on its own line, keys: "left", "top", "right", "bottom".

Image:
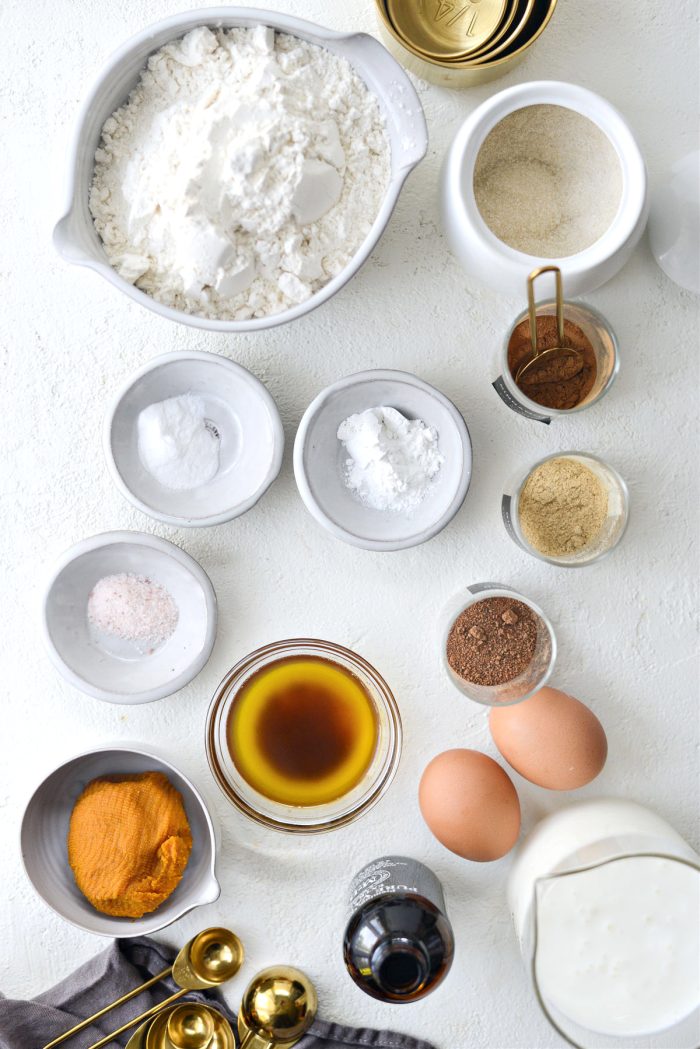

{"left": 226, "top": 655, "right": 378, "bottom": 806}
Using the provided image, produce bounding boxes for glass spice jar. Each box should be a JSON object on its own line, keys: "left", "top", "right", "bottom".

{"left": 502, "top": 451, "right": 630, "bottom": 568}
{"left": 441, "top": 583, "right": 557, "bottom": 707}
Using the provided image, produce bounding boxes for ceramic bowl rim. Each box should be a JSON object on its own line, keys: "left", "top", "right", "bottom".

{"left": 103, "top": 351, "right": 285, "bottom": 527}
{"left": 19, "top": 742, "right": 220, "bottom": 937}
{"left": 293, "top": 368, "right": 472, "bottom": 552}
{"left": 40, "top": 530, "right": 218, "bottom": 704}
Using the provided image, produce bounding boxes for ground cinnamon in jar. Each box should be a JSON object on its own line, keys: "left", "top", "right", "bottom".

{"left": 508, "top": 315, "right": 597, "bottom": 410}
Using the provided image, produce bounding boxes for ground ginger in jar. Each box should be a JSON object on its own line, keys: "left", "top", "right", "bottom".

{"left": 518, "top": 457, "right": 608, "bottom": 558}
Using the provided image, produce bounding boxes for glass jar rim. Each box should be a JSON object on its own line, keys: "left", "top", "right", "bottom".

{"left": 442, "top": 584, "right": 557, "bottom": 706}
{"left": 500, "top": 300, "right": 620, "bottom": 417}
{"left": 508, "top": 451, "right": 630, "bottom": 568}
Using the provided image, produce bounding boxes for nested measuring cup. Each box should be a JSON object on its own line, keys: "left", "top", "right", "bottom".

{"left": 493, "top": 268, "right": 620, "bottom": 423}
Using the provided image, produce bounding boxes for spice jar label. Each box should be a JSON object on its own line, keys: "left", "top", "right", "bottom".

{"left": 501, "top": 495, "right": 523, "bottom": 547}
{"left": 492, "top": 376, "right": 551, "bottom": 424}
{"left": 467, "top": 582, "right": 509, "bottom": 595}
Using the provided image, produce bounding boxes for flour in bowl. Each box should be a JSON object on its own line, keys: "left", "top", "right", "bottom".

{"left": 89, "top": 26, "right": 390, "bottom": 320}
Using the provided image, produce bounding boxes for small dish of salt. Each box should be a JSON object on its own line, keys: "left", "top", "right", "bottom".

{"left": 41, "top": 531, "right": 217, "bottom": 703}
{"left": 105, "top": 351, "right": 284, "bottom": 527}
{"left": 294, "top": 370, "right": 472, "bottom": 551}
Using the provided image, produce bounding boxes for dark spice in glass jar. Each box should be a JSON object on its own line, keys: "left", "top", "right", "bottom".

{"left": 446, "top": 598, "right": 538, "bottom": 687}
{"left": 508, "top": 315, "right": 597, "bottom": 410}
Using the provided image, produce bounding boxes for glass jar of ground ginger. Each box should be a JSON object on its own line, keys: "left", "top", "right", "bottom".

{"left": 502, "top": 452, "right": 630, "bottom": 567}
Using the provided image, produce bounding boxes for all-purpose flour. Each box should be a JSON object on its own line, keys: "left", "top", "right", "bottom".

{"left": 90, "top": 26, "right": 390, "bottom": 320}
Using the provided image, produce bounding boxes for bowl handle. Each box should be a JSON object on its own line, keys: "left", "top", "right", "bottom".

{"left": 338, "top": 32, "right": 428, "bottom": 173}
{"left": 53, "top": 209, "right": 92, "bottom": 265}
{"left": 198, "top": 873, "right": 222, "bottom": 906}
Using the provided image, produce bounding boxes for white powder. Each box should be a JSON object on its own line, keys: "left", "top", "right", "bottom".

{"left": 137, "top": 393, "right": 220, "bottom": 490}
{"left": 87, "top": 573, "right": 179, "bottom": 648}
{"left": 473, "top": 104, "right": 623, "bottom": 258}
{"left": 90, "top": 26, "right": 390, "bottom": 320}
{"left": 337, "top": 406, "right": 444, "bottom": 514}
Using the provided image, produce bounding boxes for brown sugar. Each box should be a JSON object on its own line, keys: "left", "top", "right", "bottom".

{"left": 508, "top": 315, "right": 597, "bottom": 410}
{"left": 446, "top": 598, "right": 538, "bottom": 687}
{"left": 68, "top": 771, "right": 192, "bottom": 918}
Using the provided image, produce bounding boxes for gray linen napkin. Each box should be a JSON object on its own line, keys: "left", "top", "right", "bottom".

{"left": 0, "top": 937, "right": 437, "bottom": 1049}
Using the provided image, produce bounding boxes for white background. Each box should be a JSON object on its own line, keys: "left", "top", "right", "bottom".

{"left": 1, "top": 1, "right": 698, "bottom": 1046}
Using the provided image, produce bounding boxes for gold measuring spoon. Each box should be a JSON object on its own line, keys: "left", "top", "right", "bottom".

{"left": 43, "top": 928, "right": 243, "bottom": 1049}
{"left": 515, "top": 266, "right": 583, "bottom": 385}
{"left": 237, "top": 966, "right": 318, "bottom": 1049}
{"left": 125, "top": 1003, "right": 236, "bottom": 1049}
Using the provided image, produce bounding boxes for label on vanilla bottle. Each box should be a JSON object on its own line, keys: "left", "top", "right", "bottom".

{"left": 492, "top": 376, "right": 551, "bottom": 424}
{"left": 349, "top": 856, "right": 446, "bottom": 916}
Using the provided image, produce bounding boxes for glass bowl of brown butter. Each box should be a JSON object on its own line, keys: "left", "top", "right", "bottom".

{"left": 205, "top": 638, "right": 402, "bottom": 833}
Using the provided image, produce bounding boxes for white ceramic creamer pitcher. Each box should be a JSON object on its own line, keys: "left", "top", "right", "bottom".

{"left": 508, "top": 798, "right": 700, "bottom": 1049}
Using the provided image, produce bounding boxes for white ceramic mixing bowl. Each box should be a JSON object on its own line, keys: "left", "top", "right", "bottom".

{"left": 105, "top": 351, "right": 284, "bottom": 527}
{"left": 41, "top": 531, "right": 218, "bottom": 703}
{"left": 53, "top": 7, "right": 428, "bottom": 332}
{"left": 20, "top": 744, "right": 220, "bottom": 937}
{"left": 440, "top": 81, "right": 649, "bottom": 297}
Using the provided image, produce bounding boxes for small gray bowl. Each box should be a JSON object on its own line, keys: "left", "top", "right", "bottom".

{"left": 41, "top": 530, "right": 218, "bottom": 704}
{"left": 104, "top": 352, "right": 284, "bottom": 527}
{"left": 20, "top": 745, "right": 220, "bottom": 937}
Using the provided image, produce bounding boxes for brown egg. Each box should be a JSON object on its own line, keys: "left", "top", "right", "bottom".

{"left": 489, "top": 685, "right": 607, "bottom": 790}
{"left": 419, "top": 749, "right": 521, "bottom": 861}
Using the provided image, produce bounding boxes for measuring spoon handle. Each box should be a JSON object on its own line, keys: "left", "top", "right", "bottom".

{"left": 41, "top": 967, "right": 172, "bottom": 1049}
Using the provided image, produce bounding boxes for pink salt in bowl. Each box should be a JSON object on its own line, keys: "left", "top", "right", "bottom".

{"left": 41, "top": 531, "right": 217, "bottom": 704}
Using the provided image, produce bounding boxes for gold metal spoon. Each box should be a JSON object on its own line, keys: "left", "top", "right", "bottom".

{"left": 237, "top": 966, "right": 318, "bottom": 1049}
{"left": 126, "top": 1003, "right": 235, "bottom": 1049}
{"left": 43, "top": 929, "right": 243, "bottom": 1049}
{"left": 515, "top": 266, "right": 583, "bottom": 384}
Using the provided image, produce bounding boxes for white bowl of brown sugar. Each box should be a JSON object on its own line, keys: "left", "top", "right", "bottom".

{"left": 440, "top": 81, "right": 649, "bottom": 297}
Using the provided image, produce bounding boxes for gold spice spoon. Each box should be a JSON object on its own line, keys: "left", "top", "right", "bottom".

{"left": 237, "top": 966, "right": 318, "bottom": 1048}
{"left": 515, "top": 266, "right": 584, "bottom": 385}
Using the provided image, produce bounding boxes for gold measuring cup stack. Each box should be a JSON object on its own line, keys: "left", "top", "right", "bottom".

{"left": 42, "top": 928, "right": 244, "bottom": 1049}
{"left": 127, "top": 1003, "right": 236, "bottom": 1049}
{"left": 125, "top": 966, "right": 317, "bottom": 1049}
{"left": 375, "top": 0, "right": 559, "bottom": 86}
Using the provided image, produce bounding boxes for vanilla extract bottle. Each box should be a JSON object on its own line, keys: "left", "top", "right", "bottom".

{"left": 343, "top": 856, "right": 454, "bottom": 1003}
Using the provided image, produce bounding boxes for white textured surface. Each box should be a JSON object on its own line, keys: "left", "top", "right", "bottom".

{"left": 1, "top": 1, "right": 698, "bottom": 1046}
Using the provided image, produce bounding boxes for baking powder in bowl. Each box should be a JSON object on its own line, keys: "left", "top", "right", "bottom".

{"left": 337, "top": 406, "right": 444, "bottom": 513}
{"left": 90, "top": 26, "right": 390, "bottom": 320}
